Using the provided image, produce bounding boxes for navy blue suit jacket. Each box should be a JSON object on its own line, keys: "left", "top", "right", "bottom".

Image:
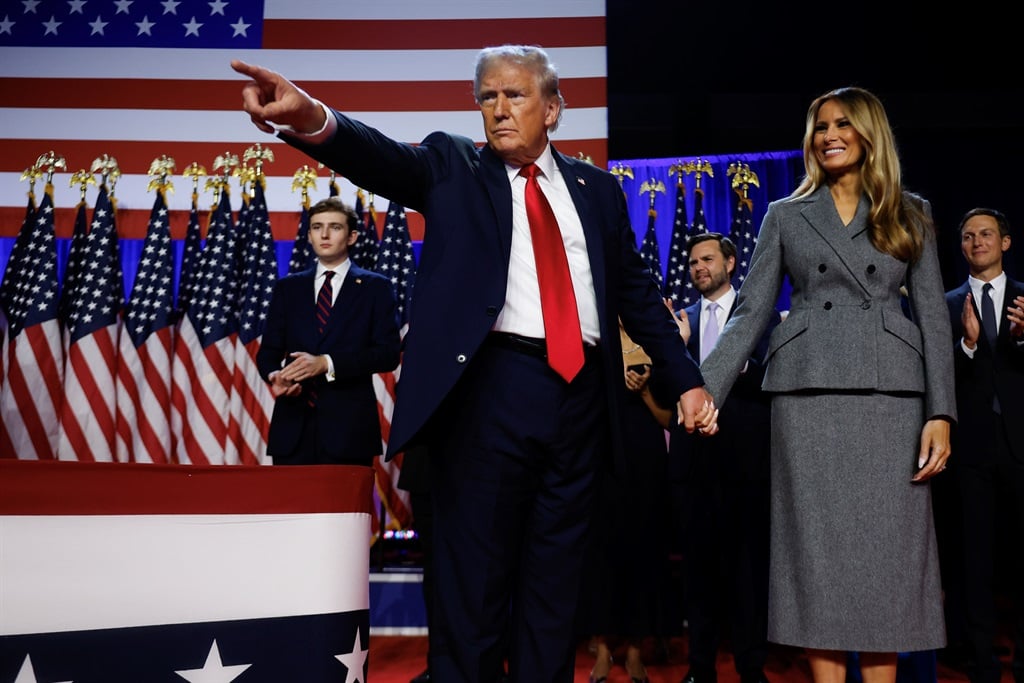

{"left": 256, "top": 263, "right": 400, "bottom": 463}
{"left": 945, "top": 277, "right": 1024, "bottom": 463}
{"left": 287, "top": 111, "right": 703, "bottom": 466}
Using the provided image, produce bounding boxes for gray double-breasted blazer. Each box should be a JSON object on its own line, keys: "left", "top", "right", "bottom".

{"left": 701, "top": 185, "right": 956, "bottom": 422}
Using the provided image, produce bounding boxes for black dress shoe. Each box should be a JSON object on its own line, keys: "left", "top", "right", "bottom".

{"left": 409, "top": 668, "right": 430, "bottom": 683}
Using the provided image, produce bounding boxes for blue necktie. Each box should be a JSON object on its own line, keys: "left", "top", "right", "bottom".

{"left": 701, "top": 301, "right": 720, "bottom": 363}
{"left": 981, "top": 282, "right": 1001, "bottom": 414}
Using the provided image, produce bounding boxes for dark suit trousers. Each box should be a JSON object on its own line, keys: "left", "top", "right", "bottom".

{"left": 273, "top": 408, "right": 374, "bottom": 467}
{"left": 954, "top": 413, "right": 1024, "bottom": 683}
{"left": 678, "top": 454, "right": 770, "bottom": 678}
{"left": 426, "top": 341, "right": 606, "bottom": 683}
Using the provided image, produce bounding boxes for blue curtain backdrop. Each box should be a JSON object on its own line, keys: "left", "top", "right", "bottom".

{"left": 0, "top": 151, "right": 803, "bottom": 307}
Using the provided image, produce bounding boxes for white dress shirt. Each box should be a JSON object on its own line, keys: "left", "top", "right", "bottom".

{"left": 962, "top": 271, "right": 1007, "bottom": 357}
{"left": 492, "top": 146, "right": 600, "bottom": 344}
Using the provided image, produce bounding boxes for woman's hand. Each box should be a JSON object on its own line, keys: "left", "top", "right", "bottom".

{"left": 912, "top": 418, "right": 951, "bottom": 482}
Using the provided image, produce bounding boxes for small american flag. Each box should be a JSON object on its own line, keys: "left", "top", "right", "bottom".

{"left": 349, "top": 189, "right": 379, "bottom": 272}
{"left": 663, "top": 173, "right": 690, "bottom": 306}
{"left": 730, "top": 191, "right": 757, "bottom": 289}
{"left": 286, "top": 199, "right": 314, "bottom": 276}
{"left": 376, "top": 200, "right": 417, "bottom": 325}
{"left": 228, "top": 179, "right": 277, "bottom": 465}
{"left": 56, "top": 198, "right": 89, "bottom": 327}
{"left": 57, "top": 183, "right": 124, "bottom": 462}
{"left": 0, "top": 184, "right": 63, "bottom": 459}
{"left": 174, "top": 191, "right": 205, "bottom": 321}
{"left": 116, "top": 188, "right": 175, "bottom": 464}
{"left": 678, "top": 186, "right": 712, "bottom": 308}
{"left": 640, "top": 207, "right": 664, "bottom": 290}
{"left": 171, "top": 190, "right": 239, "bottom": 465}
{"left": 371, "top": 199, "right": 417, "bottom": 529}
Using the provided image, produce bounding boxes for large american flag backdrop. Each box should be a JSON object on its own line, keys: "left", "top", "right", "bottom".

{"left": 0, "top": 2, "right": 609, "bottom": 534}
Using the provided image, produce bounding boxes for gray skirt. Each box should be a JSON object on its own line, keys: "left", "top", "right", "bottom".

{"left": 767, "top": 391, "right": 945, "bottom": 652}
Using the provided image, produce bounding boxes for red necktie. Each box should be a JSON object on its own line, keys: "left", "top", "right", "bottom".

{"left": 316, "top": 271, "right": 335, "bottom": 335}
{"left": 519, "top": 163, "right": 584, "bottom": 382}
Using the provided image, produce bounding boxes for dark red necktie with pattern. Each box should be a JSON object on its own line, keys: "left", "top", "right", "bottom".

{"left": 316, "top": 271, "right": 335, "bottom": 335}
{"left": 308, "top": 271, "right": 334, "bottom": 407}
{"left": 519, "top": 163, "right": 584, "bottom": 382}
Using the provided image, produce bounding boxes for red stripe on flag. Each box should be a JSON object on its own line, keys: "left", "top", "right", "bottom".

{"left": 1, "top": 325, "right": 63, "bottom": 460}
{"left": 59, "top": 329, "right": 119, "bottom": 462}
{"left": 228, "top": 338, "right": 273, "bottom": 466}
{"left": 0, "top": 77, "right": 608, "bottom": 112}
{"left": 116, "top": 330, "right": 173, "bottom": 464}
{"left": 262, "top": 17, "right": 606, "bottom": 50}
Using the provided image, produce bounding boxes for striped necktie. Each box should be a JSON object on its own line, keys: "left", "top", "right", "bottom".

{"left": 317, "top": 271, "right": 335, "bottom": 335}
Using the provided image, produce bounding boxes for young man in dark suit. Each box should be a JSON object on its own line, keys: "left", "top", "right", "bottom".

{"left": 256, "top": 196, "right": 400, "bottom": 467}
{"left": 233, "top": 44, "right": 717, "bottom": 683}
{"left": 943, "top": 207, "right": 1024, "bottom": 683}
{"left": 669, "top": 232, "right": 780, "bottom": 683}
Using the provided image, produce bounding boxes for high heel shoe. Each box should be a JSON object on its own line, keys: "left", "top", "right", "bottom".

{"left": 628, "top": 666, "right": 650, "bottom": 683}
{"left": 588, "top": 654, "right": 612, "bottom": 683}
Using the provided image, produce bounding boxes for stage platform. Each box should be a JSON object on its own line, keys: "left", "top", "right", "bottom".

{"left": 370, "top": 568, "right": 427, "bottom": 635}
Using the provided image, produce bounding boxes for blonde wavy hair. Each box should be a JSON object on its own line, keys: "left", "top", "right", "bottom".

{"left": 790, "top": 86, "right": 930, "bottom": 263}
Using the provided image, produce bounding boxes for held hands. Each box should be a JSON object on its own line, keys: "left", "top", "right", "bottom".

{"left": 677, "top": 386, "right": 719, "bottom": 436}
{"left": 912, "top": 418, "right": 951, "bottom": 482}
{"left": 230, "top": 59, "right": 326, "bottom": 135}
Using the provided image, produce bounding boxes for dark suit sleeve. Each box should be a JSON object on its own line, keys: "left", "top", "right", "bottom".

{"left": 256, "top": 277, "right": 292, "bottom": 381}
{"left": 327, "top": 273, "right": 401, "bottom": 379}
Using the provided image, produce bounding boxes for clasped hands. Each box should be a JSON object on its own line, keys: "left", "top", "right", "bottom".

{"left": 678, "top": 386, "right": 719, "bottom": 436}
{"left": 267, "top": 352, "right": 329, "bottom": 398}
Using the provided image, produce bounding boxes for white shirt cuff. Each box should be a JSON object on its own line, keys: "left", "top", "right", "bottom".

{"left": 273, "top": 100, "right": 336, "bottom": 142}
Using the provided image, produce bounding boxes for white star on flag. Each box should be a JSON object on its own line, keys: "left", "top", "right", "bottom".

{"left": 174, "top": 640, "right": 251, "bottom": 683}
{"left": 335, "top": 630, "right": 369, "bottom": 683}
{"left": 14, "top": 655, "right": 72, "bottom": 683}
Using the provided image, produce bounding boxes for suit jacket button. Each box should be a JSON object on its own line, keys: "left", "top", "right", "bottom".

{"left": 818, "top": 264, "right": 827, "bottom": 273}
{"left": 861, "top": 300, "right": 871, "bottom": 310}
{"left": 866, "top": 264, "right": 877, "bottom": 274}
{"left": 486, "top": 306, "right": 498, "bottom": 316}
{"left": 824, "top": 301, "right": 833, "bottom": 310}
{"left": 456, "top": 354, "right": 468, "bottom": 363}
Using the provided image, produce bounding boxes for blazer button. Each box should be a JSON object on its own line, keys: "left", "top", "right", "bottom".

{"left": 824, "top": 301, "right": 833, "bottom": 310}
{"left": 861, "top": 300, "right": 872, "bottom": 310}
{"left": 866, "top": 264, "right": 877, "bottom": 274}
{"left": 456, "top": 354, "right": 468, "bottom": 364}
{"left": 486, "top": 306, "right": 498, "bottom": 316}
{"left": 818, "top": 264, "right": 827, "bottom": 273}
